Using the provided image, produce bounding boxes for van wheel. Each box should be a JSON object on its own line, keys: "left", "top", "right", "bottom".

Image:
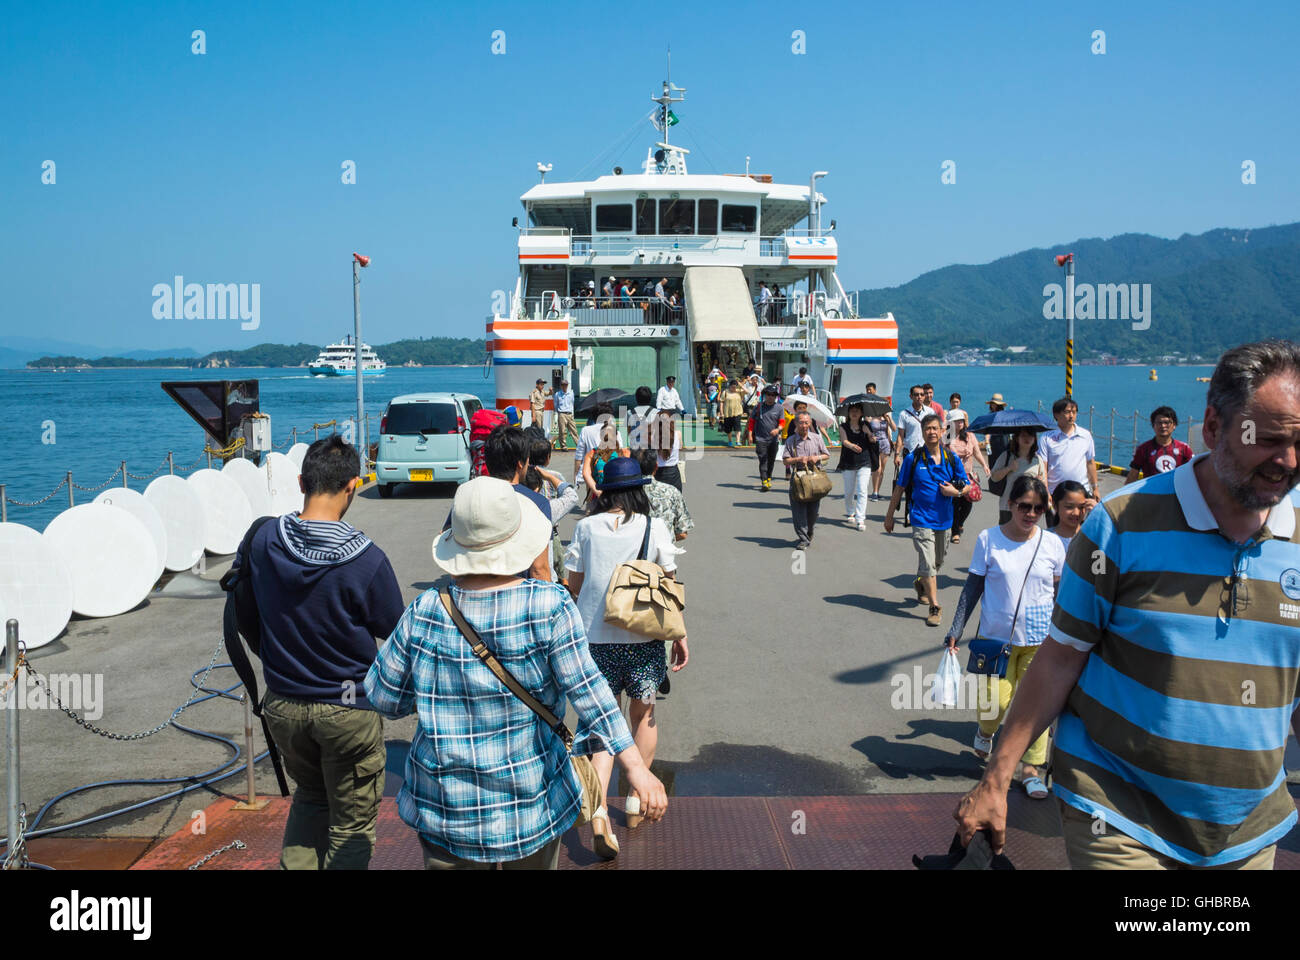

{"left": 378, "top": 483, "right": 394, "bottom": 499}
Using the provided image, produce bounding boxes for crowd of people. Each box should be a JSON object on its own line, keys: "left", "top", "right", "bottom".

{"left": 231, "top": 339, "right": 1300, "bottom": 873}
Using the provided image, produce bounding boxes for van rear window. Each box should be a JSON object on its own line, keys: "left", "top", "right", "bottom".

{"left": 385, "top": 402, "right": 458, "bottom": 435}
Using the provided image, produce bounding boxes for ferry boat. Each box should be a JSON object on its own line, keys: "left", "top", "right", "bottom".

{"left": 308, "top": 336, "right": 387, "bottom": 376}
{"left": 487, "top": 77, "right": 898, "bottom": 418}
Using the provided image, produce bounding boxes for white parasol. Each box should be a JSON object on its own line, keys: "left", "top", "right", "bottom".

{"left": 782, "top": 394, "right": 835, "bottom": 428}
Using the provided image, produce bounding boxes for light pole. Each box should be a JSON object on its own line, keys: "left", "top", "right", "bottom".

{"left": 1056, "top": 253, "right": 1075, "bottom": 397}
{"left": 352, "top": 252, "right": 370, "bottom": 474}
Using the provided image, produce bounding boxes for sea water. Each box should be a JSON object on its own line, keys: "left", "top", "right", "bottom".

{"left": 0, "top": 363, "right": 1212, "bottom": 530}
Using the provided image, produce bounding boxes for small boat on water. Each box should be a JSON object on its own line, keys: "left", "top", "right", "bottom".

{"left": 308, "top": 335, "right": 386, "bottom": 376}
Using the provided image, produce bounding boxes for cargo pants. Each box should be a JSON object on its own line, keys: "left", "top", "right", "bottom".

{"left": 262, "top": 693, "right": 386, "bottom": 870}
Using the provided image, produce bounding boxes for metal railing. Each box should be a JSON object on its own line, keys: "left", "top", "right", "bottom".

{"left": 2, "top": 415, "right": 381, "bottom": 526}
{"left": 1031, "top": 402, "right": 1204, "bottom": 471}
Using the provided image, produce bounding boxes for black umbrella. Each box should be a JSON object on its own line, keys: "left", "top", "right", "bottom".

{"left": 966, "top": 409, "right": 1055, "bottom": 434}
{"left": 835, "top": 393, "right": 893, "bottom": 419}
{"left": 575, "top": 388, "right": 635, "bottom": 415}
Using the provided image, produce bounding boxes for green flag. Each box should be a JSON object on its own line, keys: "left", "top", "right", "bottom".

{"left": 666, "top": 111, "right": 679, "bottom": 127}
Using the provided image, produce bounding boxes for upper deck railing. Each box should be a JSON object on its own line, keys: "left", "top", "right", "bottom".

{"left": 522, "top": 227, "right": 835, "bottom": 264}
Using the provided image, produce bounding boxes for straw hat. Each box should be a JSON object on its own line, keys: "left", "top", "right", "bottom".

{"left": 433, "top": 477, "right": 552, "bottom": 577}
{"left": 987, "top": 393, "right": 1007, "bottom": 408}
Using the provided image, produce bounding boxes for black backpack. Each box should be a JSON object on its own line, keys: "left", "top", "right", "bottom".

{"left": 219, "top": 516, "right": 289, "bottom": 796}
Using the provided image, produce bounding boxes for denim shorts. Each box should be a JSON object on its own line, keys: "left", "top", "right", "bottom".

{"left": 588, "top": 642, "right": 667, "bottom": 704}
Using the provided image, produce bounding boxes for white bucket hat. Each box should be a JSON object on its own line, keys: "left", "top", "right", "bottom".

{"left": 433, "top": 477, "right": 552, "bottom": 577}
{"left": 946, "top": 408, "right": 968, "bottom": 422}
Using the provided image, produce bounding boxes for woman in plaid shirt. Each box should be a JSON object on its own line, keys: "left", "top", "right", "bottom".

{"left": 366, "top": 478, "right": 666, "bottom": 869}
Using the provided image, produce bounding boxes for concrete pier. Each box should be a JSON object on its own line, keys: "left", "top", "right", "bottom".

{"left": 6, "top": 450, "right": 1300, "bottom": 868}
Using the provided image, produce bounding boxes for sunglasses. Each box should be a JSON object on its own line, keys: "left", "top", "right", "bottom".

{"left": 1014, "top": 501, "right": 1045, "bottom": 515}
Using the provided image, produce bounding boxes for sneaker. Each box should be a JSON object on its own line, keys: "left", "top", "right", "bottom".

{"left": 926, "top": 605, "right": 943, "bottom": 627}
{"left": 856, "top": 520, "right": 867, "bottom": 531}
{"left": 762, "top": 478, "right": 772, "bottom": 490}
{"left": 795, "top": 541, "right": 808, "bottom": 551}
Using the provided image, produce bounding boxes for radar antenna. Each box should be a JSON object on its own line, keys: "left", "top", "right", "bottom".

{"left": 651, "top": 50, "right": 685, "bottom": 147}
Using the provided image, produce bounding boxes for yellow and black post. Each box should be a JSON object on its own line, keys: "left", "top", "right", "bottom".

{"left": 1057, "top": 253, "right": 1075, "bottom": 397}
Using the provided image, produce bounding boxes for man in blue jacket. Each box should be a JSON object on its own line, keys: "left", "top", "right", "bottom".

{"left": 244, "top": 435, "right": 405, "bottom": 869}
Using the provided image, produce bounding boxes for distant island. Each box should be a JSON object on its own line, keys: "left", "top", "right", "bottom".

{"left": 854, "top": 222, "right": 1300, "bottom": 363}
{"left": 27, "top": 337, "right": 487, "bottom": 369}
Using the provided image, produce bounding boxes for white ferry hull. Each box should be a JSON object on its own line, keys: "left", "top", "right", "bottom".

{"left": 309, "top": 365, "right": 386, "bottom": 377}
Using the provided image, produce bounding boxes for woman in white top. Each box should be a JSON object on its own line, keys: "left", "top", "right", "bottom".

{"left": 652, "top": 407, "right": 683, "bottom": 491}
{"left": 565, "top": 457, "right": 688, "bottom": 856}
{"left": 943, "top": 474, "right": 1065, "bottom": 800}
{"left": 988, "top": 427, "right": 1047, "bottom": 524}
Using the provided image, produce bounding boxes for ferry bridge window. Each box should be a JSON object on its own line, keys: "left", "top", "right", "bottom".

{"left": 384, "top": 402, "right": 458, "bottom": 435}
{"left": 658, "top": 198, "right": 695, "bottom": 235}
{"left": 720, "top": 204, "right": 757, "bottom": 233}
{"left": 698, "top": 198, "right": 718, "bottom": 235}
{"left": 636, "top": 198, "right": 656, "bottom": 235}
{"left": 595, "top": 203, "right": 633, "bottom": 232}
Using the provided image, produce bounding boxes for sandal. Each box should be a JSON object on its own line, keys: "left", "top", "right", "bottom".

{"left": 590, "top": 806, "right": 620, "bottom": 860}
{"left": 951, "top": 533, "right": 961, "bottom": 544}
{"left": 1021, "top": 776, "right": 1049, "bottom": 800}
{"left": 973, "top": 732, "right": 993, "bottom": 759}
{"left": 624, "top": 794, "right": 643, "bottom": 829}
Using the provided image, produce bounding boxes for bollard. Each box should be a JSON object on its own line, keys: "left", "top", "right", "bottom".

{"left": 314, "top": 426, "right": 320, "bottom": 441}
{"left": 206, "top": 449, "right": 213, "bottom": 470}
{"left": 1133, "top": 410, "right": 1139, "bottom": 444}
{"left": 1, "top": 484, "right": 6, "bottom": 524}
{"left": 1088, "top": 405, "right": 1095, "bottom": 434}
{"left": 1108, "top": 408, "right": 1116, "bottom": 468}
{"left": 168, "top": 452, "right": 175, "bottom": 475}
{"left": 290, "top": 427, "right": 296, "bottom": 446}
{"left": 122, "top": 460, "right": 128, "bottom": 488}
{"left": 67, "top": 471, "right": 74, "bottom": 508}
{"left": 233, "top": 694, "right": 270, "bottom": 811}
{"left": 6, "top": 620, "right": 19, "bottom": 860}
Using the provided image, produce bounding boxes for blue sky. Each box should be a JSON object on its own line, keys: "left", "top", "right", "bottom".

{"left": 3, "top": 0, "right": 1297, "bottom": 353}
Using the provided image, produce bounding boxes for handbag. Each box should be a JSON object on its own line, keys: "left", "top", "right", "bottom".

{"left": 603, "top": 514, "right": 687, "bottom": 641}
{"left": 438, "top": 590, "right": 602, "bottom": 824}
{"left": 966, "top": 531, "right": 1043, "bottom": 678}
{"left": 792, "top": 461, "right": 833, "bottom": 502}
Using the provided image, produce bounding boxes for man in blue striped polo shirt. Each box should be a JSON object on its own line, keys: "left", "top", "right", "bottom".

{"left": 956, "top": 339, "right": 1300, "bottom": 868}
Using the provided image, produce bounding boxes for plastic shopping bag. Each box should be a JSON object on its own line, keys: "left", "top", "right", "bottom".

{"left": 935, "top": 648, "right": 961, "bottom": 707}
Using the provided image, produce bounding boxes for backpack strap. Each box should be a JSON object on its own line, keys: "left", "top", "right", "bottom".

{"left": 219, "top": 515, "right": 289, "bottom": 796}
{"left": 438, "top": 589, "right": 573, "bottom": 751}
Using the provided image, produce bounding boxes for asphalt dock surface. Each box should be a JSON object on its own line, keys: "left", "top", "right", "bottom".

{"left": 7, "top": 449, "right": 1298, "bottom": 858}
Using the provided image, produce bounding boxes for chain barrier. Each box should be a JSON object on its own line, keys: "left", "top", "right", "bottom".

{"left": 2, "top": 805, "right": 29, "bottom": 871}
{"left": 311, "top": 419, "right": 337, "bottom": 430}
{"left": 202, "top": 437, "right": 245, "bottom": 458}
{"left": 188, "top": 838, "right": 246, "bottom": 870}
{"left": 69, "top": 465, "right": 125, "bottom": 492}
{"left": 3, "top": 477, "right": 69, "bottom": 507}
{"left": 174, "top": 449, "right": 208, "bottom": 473}
{"left": 125, "top": 455, "right": 172, "bottom": 481}
{"left": 20, "top": 635, "right": 227, "bottom": 741}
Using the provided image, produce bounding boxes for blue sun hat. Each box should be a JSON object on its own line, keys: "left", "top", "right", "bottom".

{"left": 596, "top": 456, "right": 650, "bottom": 491}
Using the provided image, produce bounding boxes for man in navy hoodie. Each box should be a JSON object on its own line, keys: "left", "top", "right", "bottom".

{"left": 245, "top": 435, "right": 404, "bottom": 869}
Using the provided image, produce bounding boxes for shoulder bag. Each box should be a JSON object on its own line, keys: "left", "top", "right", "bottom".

{"left": 966, "top": 531, "right": 1043, "bottom": 678}
{"left": 603, "top": 514, "right": 686, "bottom": 641}
{"left": 438, "top": 589, "right": 603, "bottom": 824}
